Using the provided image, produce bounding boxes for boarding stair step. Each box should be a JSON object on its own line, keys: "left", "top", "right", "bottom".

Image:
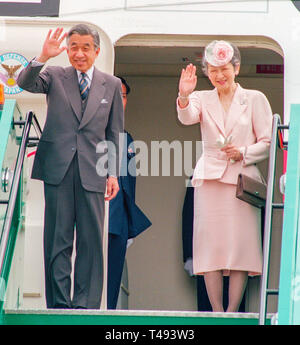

{"left": 1, "top": 309, "right": 274, "bottom": 325}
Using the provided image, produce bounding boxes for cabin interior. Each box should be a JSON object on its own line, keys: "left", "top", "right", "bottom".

{"left": 7, "top": 28, "right": 284, "bottom": 313}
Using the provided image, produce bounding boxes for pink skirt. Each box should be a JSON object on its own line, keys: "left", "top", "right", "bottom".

{"left": 193, "top": 180, "right": 262, "bottom": 276}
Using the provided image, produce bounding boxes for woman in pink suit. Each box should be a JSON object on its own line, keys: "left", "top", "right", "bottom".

{"left": 177, "top": 40, "right": 273, "bottom": 312}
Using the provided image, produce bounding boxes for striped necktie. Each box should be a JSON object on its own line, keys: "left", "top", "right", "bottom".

{"left": 79, "top": 72, "right": 89, "bottom": 101}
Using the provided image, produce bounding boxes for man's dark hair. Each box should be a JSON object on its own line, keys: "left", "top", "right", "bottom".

{"left": 67, "top": 23, "right": 100, "bottom": 50}
{"left": 117, "top": 76, "right": 130, "bottom": 95}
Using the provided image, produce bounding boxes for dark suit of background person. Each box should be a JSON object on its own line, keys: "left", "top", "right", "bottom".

{"left": 182, "top": 180, "right": 245, "bottom": 312}
{"left": 17, "top": 25, "right": 124, "bottom": 309}
{"left": 107, "top": 77, "right": 151, "bottom": 309}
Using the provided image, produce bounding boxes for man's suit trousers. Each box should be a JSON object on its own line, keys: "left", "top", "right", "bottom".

{"left": 107, "top": 232, "right": 128, "bottom": 309}
{"left": 43, "top": 153, "right": 104, "bottom": 309}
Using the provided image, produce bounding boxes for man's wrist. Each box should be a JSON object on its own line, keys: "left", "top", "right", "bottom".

{"left": 36, "top": 55, "right": 49, "bottom": 64}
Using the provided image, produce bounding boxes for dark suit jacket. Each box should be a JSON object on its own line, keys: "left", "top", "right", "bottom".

{"left": 109, "top": 131, "right": 151, "bottom": 239}
{"left": 17, "top": 61, "right": 124, "bottom": 192}
{"left": 182, "top": 182, "right": 194, "bottom": 262}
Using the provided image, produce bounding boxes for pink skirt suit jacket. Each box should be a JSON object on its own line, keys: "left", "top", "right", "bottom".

{"left": 177, "top": 84, "right": 273, "bottom": 276}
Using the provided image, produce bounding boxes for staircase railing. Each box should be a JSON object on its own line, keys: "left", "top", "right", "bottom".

{"left": 0, "top": 104, "right": 40, "bottom": 313}
{"left": 258, "top": 114, "right": 288, "bottom": 325}
{"left": 278, "top": 104, "right": 300, "bottom": 325}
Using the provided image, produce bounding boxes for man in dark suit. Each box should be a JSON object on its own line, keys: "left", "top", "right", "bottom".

{"left": 107, "top": 77, "right": 151, "bottom": 309}
{"left": 18, "top": 25, "right": 123, "bottom": 309}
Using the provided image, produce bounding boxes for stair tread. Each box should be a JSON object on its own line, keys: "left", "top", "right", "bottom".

{"left": 4, "top": 308, "right": 275, "bottom": 319}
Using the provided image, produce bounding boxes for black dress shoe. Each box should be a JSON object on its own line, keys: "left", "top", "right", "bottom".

{"left": 51, "top": 304, "right": 71, "bottom": 309}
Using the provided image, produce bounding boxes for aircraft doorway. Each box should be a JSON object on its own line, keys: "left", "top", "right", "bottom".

{"left": 114, "top": 34, "right": 284, "bottom": 313}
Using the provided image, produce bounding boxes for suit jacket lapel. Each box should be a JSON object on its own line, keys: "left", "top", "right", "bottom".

{"left": 63, "top": 67, "right": 82, "bottom": 122}
{"left": 79, "top": 68, "right": 106, "bottom": 130}
{"left": 225, "top": 84, "right": 248, "bottom": 137}
{"left": 205, "top": 88, "right": 226, "bottom": 137}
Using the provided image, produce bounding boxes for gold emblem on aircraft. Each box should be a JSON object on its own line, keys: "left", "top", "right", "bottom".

{"left": 1, "top": 63, "right": 22, "bottom": 86}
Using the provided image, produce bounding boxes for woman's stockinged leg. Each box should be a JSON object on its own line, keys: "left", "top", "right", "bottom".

{"left": 204, "top": 270, "right": 224, "bottom": 312}
{"left": 226, "top": 270, "right": 248, "bottom": 312}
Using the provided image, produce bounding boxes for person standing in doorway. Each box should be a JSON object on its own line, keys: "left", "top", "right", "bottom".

{"left": 107, "top": 76, "right": 151, "bottom": 309}
{"left": 177, "top": 40, "right": 272, "bottom": 312}
{"left": 18, "top": 24, "right": 124, "bottom": 309}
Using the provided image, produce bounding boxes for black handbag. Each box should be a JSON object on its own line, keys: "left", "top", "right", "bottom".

{"left": 236, "top": 173, "right": 267, "bottom": 208}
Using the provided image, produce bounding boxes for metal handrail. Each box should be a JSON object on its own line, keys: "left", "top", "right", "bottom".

{"left": 0, "top": 110, "right": 37, "bottom": 279}
{"left": 258, "top": 114, "right": 286, "bottom": 325}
